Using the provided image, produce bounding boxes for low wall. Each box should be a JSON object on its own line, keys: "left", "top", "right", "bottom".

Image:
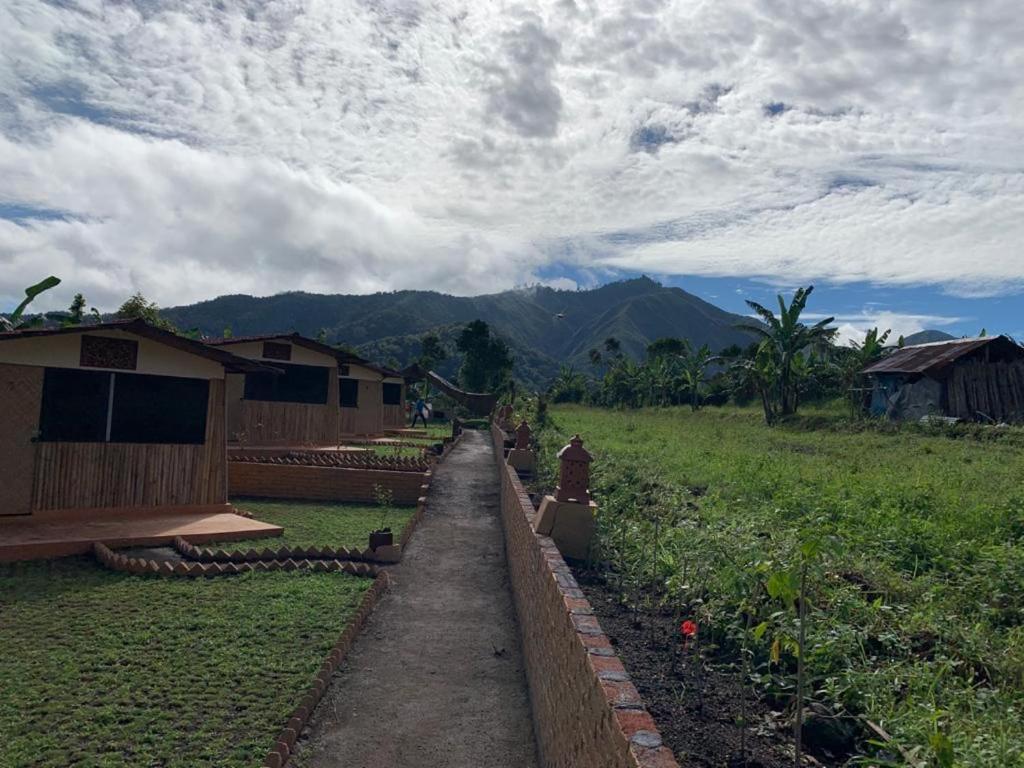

{"left": 229, "top": 463, "right": 428, "bottom": 505}
{"left": 492, "top": 423, "right": 677, "bottom": 768}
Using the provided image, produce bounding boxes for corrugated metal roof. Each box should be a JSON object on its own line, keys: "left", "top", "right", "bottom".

{"left": 862, "top": 336, "right": 1014, "bottom": 375}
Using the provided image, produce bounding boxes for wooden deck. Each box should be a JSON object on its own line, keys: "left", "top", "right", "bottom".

{"left": 0, "top": 505, "right": 282, "bottom": 562}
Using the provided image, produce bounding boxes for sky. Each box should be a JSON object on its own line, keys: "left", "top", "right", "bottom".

{"left": 1, "top": 0, "right": 1023, "bottom": 342}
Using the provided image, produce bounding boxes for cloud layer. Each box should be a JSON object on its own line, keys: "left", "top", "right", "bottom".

{"left": 1, "top": 0, "right": 1022, "bottom": 310}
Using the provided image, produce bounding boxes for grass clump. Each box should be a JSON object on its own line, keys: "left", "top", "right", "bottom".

{"left": 0, "top": 558, "right": 372, "bottom": 767}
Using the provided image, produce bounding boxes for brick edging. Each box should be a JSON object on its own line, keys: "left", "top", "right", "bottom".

{"left": 93, "top": 542, "right": 381, "bottom": 578}
{"left": 493, "top": 423, "right": 679, "bottom": 768}
{"left": 262, "top": 571, "right": 391, "bottom": 768}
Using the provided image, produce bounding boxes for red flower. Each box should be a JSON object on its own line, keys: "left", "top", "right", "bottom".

{"left": 680, "top": 620, "right": 698, "bottom": 637}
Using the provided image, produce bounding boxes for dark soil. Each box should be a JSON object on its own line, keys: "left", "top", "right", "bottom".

{"left": 572, "top": 567, "right": 848, "bottom": 768}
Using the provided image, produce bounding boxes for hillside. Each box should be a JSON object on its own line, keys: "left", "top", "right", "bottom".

{"left": 902, "top": 330, "right": 956, "bottom": 345}
{"left": 163, "top": 277, "right": 756, "bottom": 387}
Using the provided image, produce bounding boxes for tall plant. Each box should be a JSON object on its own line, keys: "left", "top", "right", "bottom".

{"left": 1, "top": 276, "right": 61, "bottom": 331}
{"left": 844, "top": 327, "right": 891, "bottom": 416}
{"left": 679, "top": 341, "right": 715, "bottom": 411}
{"left": 736, "top": 286, "right": 835, "bottom": 420}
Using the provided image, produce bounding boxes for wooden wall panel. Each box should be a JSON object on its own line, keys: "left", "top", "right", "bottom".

{"left": 33, "top": 443, "right": 207, "bottom": 511}
{"left": 203, "top": 378, "right": 228, "bottom": 504}
{"left": 0, "top": 364, "right": 42, "bottom": 516}
{"left": 382, "top": 404, "right": 406, "bottom": 428}
{"left": 237, "top": 400, "right": 338, "bottom": 446}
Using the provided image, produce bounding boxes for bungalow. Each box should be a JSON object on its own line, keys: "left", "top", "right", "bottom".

{"left": 209, "top": 333, "right": 407, "bottom": 442}
{"left": 0, "top": 319, "right": 274, "bottom": 521}
{"left": 863, "top": 335, "right": 1024, "bottom": 423}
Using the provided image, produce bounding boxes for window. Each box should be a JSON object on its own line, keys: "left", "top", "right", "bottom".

{"left": 244, "top": 362, "right": 328, "bottom": 404}
{"left": 262, "top": 341, "right": 291, "bottom": 361}
{"left": 110, "top": 374, "right": 208, "bottom": 444}
{"left": 382, "top": 382, "right": 402, "bottom": 405}
{"left": 339, "top": 378, "right": 359, "bottom": 408}
{"left": 39, "top": 368, "right": 209, "bottom": 444}
{"left": 39, "top": 368, "right": 110, "bottom": 442}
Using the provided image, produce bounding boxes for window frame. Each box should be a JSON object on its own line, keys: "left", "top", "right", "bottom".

{"left": 339, "top": 377, "right": 359, "bottom": 408}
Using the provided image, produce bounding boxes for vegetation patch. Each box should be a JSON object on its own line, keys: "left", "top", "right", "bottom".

{"left": 229, "top": 498, "right": 415, "bottom": 551}
{"left": 538, "top": 403, "right": 1024, "bottom": 767}
{"left": 0, "top": 558, "right": 371, "bottom": 768}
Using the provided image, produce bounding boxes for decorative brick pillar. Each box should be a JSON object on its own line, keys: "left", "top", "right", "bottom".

{"left": 537, "top": 434, "right": 596, "bottom": 559}
{"left": 514, "top": 420, "right": 531, "bottom": 450}
{"left": 555, "top": 434, "right": 592, "bottom": 504}
{"left": 508, "top": 420, "right": 535, "bottom": 474}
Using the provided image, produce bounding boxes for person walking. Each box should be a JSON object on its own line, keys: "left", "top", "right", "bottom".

{"left": 411, "top": 394, "right": 428, "bottom": 427}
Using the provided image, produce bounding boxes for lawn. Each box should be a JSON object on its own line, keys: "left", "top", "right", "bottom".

{"left": 0, "top": 558, "right": 372, "bottom": 768}
{"left": 540, "top": 403, "right": 1024, "bottom": 766}
{"left": 228, "top": 498, "right": 416, "bottom": 551}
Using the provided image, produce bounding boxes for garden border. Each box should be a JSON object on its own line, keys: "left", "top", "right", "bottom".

{"left": 93, "top": 541, "right": 382, "bottom": 578}
{"left": 261, "top": 571, "right": 391, "bottom": 768}
{"left": 491, "top": 423, "right": 679, "bottom": 768}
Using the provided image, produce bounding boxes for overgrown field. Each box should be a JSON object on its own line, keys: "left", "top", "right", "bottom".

{"left": 228, "top": 498, "right": 415, "bottom": 551}
{"left": 0, "top": 559, "right": 372, "bottom": 767}
{"left": 539, "top": 404, "right": 1024, "bottom": 766}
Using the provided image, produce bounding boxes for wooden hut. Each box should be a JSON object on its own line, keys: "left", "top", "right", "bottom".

{"left": 0, "top": 320, "right": 284, "bottom": 556}
{"left": 338, "top": 358, "right": 409, "bottom": 436}
{"left": 209, "top": 334, "right": 343, "bottom": 445}
{"left": 210, "top": 334, "right": 405, "bottom": 441}
{"left": 862, "top": 335, "right": 1024, "bottom": 423}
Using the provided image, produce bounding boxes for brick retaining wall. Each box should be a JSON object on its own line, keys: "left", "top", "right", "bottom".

{"left": 229, "top": 463, "right": 428, "bottom": 505}
{"left": 492, "top": 424, "right": 678, "bottom": 768}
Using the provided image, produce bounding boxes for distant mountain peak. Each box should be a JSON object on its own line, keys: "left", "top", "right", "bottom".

{"left": 163, "top": 278, "right": 755, "bottom": 388}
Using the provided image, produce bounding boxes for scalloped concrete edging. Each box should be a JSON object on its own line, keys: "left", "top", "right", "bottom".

{"left": 490, "top": 423, "right": 679, "bottom": 768}
{"left": 92, "top": 541, "right": 382, "bottom": 578}
{"left": 262, "top": 571, "right": 391, "bottom": 768}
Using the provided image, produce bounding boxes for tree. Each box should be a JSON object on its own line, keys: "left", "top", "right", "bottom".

{"left": 115, "top": 292, "right": 176, "bottom": 331}
{"left": 549, "top": 365, "right": 587, "bottom": 403}
{"left": 737, "top": 286, "right": 834, "bottom": 419}
{"left": 419, "top": 333, "right": 448, "bottom": 373}
{"left": 604, "top": 337, "right": 623, "bottom": 359}
{"left": 843, "top": 327, "right": 891, "bottom": 416}
{"left": 679, "top": 341, "right": 715, "bottom": 411}
{"left": 730, "top": 341, "right": 781, "bottom": 424}
{"left": 455, "top": 320, "right": 514, "bottom": 392}
{"left": 647, "top": 337, "right": 688, "bottom": 361}
{"left": 65, "top": 293, "right": 86, "bottom": 326}
{"left": 1, "top": 276, "right": 61, "bottom": 331}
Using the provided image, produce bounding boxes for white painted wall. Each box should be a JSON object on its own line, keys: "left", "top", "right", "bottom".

{"left": 215, "top": 339, "right": 338, "bottom": 369}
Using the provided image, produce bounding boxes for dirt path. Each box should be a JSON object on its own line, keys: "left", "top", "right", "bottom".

{"left": 291, "top": 430, "right": 539, "bottom": 768}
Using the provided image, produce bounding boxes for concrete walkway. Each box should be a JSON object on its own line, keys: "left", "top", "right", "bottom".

{"left": 292, "top": 430, "right": 539, "bottom": 768}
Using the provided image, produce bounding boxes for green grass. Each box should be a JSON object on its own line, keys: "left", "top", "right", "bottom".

{"left": 0, "top": 558, "right": 372, "bottom": 767}
{"left": 541, "top": 403, "right": 1024, "bottom": 766}
{"left": 228, "top": 498, "right": 415, "bottom": 551}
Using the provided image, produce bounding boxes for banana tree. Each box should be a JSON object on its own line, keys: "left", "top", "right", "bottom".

{"left": 737, "top": 286, "right": 835, "bottom": 418}
{"left": 844, "top": 327, "right": 891, "bottom": 416}
{"left": 1, "top": 276, "right": 61, "bottom": 331}
{"left": 678, "top": 340, "right": 716, "bottom": 411}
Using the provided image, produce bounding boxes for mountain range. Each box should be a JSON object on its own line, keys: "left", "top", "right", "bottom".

{"left": 162, "top": 277, "right": 758, "bottom": 389}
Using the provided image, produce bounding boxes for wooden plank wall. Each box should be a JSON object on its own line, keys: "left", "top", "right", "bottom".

{"left": 237, "top": 374, "right": 339, "bottom": 446}
{"left": 0, "top": 364, "right": 42, "bottom": 516}
{"left": 339, "top": 381, "right": 384, "bottom": 436}
{"left": 948, "top": 361, "right": 1024, "bottom": 423}
{"left": 31, "top": 378, "right": 228, "bottom": 511}
{"left": 383, "top": 404, "right": 405, "bottom": 428}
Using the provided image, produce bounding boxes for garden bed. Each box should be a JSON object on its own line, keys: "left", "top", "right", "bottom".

{"left": 224, "top": 499, "right": 416, "bottom": 552}
{"left": 536, "top": 403, "right": 1024, "bottom": 766}
{"left": 0, "top": 557, "right": 373, "bottom": 767}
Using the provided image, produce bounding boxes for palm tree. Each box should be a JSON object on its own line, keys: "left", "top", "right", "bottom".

{"left": 737, "top": 286, "right": 834, "bottom": 418}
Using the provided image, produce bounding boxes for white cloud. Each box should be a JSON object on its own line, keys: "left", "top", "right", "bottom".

{"left": 812, "top": 310, "right": 963, "bottom": 346}
{"left": 0, "top": 0, "right": 1022, "bottom": 310}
